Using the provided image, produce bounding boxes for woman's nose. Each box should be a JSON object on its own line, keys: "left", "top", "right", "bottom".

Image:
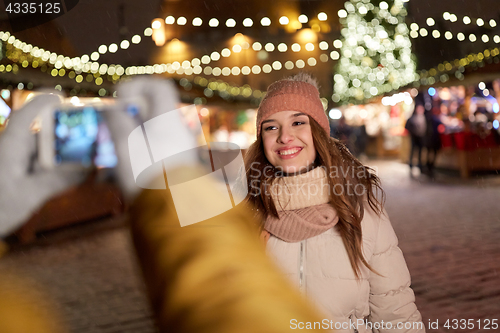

{"left": 278, "top": 127, "right": 294, "bottom": 144}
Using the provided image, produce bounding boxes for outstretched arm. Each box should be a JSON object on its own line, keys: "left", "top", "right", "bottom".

{"left": 129, "top": 166, "right": 326, "bottom": 333}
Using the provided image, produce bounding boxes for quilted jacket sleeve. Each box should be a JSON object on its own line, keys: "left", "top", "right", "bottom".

{"left": 367, "top": 208, "right": 426, "bottom": 333}
{"left": 129, "top": 166, "right": 326, "bottom": 333}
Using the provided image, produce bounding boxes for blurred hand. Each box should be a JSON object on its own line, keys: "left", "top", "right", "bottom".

{"left": 0, "top": 94, "right": 86, "bottom": 237}
{"left": 105, "top": 77, "right": 200, "bottom": 202}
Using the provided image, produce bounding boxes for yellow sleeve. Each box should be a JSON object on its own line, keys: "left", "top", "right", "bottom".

{"left": 129, "top": 166, "right": 326, "bottom": 333}
{"left": 0, "top": 274, "right": 67, "bottom": 333}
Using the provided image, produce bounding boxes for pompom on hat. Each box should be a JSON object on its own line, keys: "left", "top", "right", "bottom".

{"left": 256, "top": 76, "right": 330, "bottom": 137}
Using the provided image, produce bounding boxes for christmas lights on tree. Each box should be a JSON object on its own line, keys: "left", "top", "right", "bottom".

{"left": 333, "top": 0, "right": 418, "bottom": 104}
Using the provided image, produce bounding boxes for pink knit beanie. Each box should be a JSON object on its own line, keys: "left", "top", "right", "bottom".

{"left": 256, "top": 79, "right": 329, "bottom": 137}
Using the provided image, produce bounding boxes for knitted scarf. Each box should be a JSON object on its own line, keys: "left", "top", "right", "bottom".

{"left": 262, "top": 167, "right": 339, "bottom": 243}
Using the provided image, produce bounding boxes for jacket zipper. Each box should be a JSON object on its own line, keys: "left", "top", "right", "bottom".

{"left": 299, "top": 239, "right": 307, "bottom": 293}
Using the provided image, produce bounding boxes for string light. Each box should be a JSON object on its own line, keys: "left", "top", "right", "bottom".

{"left": 211, "top": 52, "right": 221, "bottom": 61}
{"left": 252, "top": 42, "right": 262, "bottom": 51}
{"left": 260, "top": 17, "right": 271, "bottom": 26}
{"left": 109, "top": 43, "right": 118, "bottom": 53}
{"left": 277, "top": 43, "right": 287, "bottom": 52}
{"left": 165, "top": 16, "right": 175, "bottom": 24}
{"left": 319, "top": 41, "right": 328, "bottom": 50}
{"left": 120, "top": 40, "right": 130, "bottom": 49}
{"left": 177, "top": 17, "right": 187, "bottom": 25}
{"left": 131, "top": 35, "right": 141, "bottom": 44}
{"left": 192, "top": 17, "right": 202, "bottom": 26}
{"left": 279, "top": 16, "right": 289, "bottom": 25}
{"left": 209, "top": 18, "right": 219, "bottom": 27}
{"left": 317, "top": 12, "right": 327, "bottom": 21}
{"left": 264, "top": 43, "right": 275, "bottom": 52}
{"left": 151, "top": 20, "right": 162, "bottom": 29}
{"left": 242, "top": 18, "right": 253, "bottom": 27}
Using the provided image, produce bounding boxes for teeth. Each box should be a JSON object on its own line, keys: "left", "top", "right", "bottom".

{"left": 279, "top": 148, "right": 300, "bottom": 155}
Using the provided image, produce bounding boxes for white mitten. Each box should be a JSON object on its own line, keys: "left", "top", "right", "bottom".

{"left": 0, "top": 94, "right": 86, "bottom": 237}
{"left": 105, "top": 77, "right": 202, "bottom": 202}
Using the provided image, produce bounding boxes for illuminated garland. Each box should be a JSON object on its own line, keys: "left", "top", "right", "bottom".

{"left": 408, "top": 11, "right": 499, "bottom": 42}
{"left": 0, "top": 31, "right": 124, "bottom": 89}
{"left": 428, "top": 12, "right": 496, "bottom": 28}
{"left": 417, "top": 47, "right": 500, "bottom": 86}
{"left": 0, "top": 32, "right": 265, "bottom": 101}
{"left": 409, "top": 24, "right": 500, "bottom": 44}
{"left": 1, "top": 30, "right": 345, "bottom": 86}
{"left": 87, "top": 12, "right": 333, "bottom": 58}
{"left": 179, "top": 76, "right": 264, "bottom": 104}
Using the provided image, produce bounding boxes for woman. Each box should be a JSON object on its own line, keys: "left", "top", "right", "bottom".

{"left": 245, "top": 73, "right": 425, "bottom": 332}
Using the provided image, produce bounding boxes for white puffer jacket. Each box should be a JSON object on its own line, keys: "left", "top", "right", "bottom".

{"left": 265, "top": 168, "right": 425, "bottom": 333}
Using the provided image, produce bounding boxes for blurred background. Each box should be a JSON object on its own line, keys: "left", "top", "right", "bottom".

{"left": 0, "top": 1, "right": 499, "bottom": 332}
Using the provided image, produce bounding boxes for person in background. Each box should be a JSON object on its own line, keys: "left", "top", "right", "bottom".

{"left": 405, "top": 103, "right": 427, "bottom": 175}
{"left": 245, "top": 72, "right": 426, "bottom": 332}
{"left": 424, "top": 101, "right": 443, "bottom": 177}
{"left": 331, "top": 115, "right": 355, "bottom": 153}
{"left": 352, "top": 119, "right": 369, "bottom": 161}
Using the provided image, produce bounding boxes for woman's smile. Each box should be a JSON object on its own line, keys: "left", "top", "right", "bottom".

{"left": 275, "top": 146, "right": 303, "bottom": 158}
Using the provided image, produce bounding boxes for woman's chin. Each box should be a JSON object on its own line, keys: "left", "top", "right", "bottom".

{"left": 276, "top": 164, "right": 313, "bottom": 176}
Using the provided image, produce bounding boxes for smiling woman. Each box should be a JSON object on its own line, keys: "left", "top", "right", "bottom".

{"left": 244, "top": 73, "right": 426, "bottom": 332}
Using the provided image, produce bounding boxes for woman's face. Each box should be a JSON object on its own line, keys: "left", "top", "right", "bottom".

{"left": 261, "top": 111, "right": 316, "bottom": 174}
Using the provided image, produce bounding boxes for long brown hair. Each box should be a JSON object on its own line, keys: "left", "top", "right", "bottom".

{"left": 244, "top": 117, "right": 385, "bottom": 279}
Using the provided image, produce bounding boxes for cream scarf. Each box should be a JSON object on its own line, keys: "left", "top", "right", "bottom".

{"left": 262, "top": 167, "right": 339, "bottom": 243}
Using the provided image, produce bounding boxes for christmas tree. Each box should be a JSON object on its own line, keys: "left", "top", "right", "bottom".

{"left": 332, "top": 0, "right": 418, "bottom": 104}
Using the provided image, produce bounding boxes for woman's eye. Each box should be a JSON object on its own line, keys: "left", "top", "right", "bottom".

{"left": 264, "top": 125, "right": 277, "bottom": 131}
{"left": 293, "top": 121, "right": 306, "bottom": 126}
